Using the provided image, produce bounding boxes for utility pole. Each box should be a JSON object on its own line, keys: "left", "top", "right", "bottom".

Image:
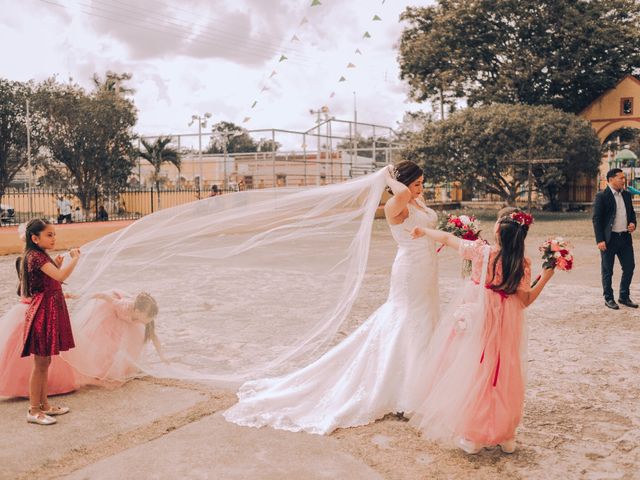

{"left": 353, "top": 91, "right": 358, "bottom": 138}
{"left": 26, "top": 99, "right": 33, "bottom": 215}
{"left": 309, "top": 106, "right": 329, "bottom": 185}
{"left": 189, "top": 112, "right": 212, "bottom": 190}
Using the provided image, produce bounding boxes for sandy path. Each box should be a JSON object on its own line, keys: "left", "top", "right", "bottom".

{"left": 1, "top": 214, "right": 638, "bottom": 479}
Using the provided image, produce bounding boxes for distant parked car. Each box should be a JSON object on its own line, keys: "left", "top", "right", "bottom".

{"left": 0, "top": 203, "right": 15, "bottom": 223}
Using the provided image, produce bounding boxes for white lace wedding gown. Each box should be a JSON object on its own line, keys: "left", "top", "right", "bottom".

{"left": 223, "top": 203, "right": 440, "bottom": 434}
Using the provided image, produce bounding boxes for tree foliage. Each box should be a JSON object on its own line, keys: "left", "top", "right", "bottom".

{"left": 405, "top": 103, "right": 601, "bottom": 205}
{"left": 137, "top": 136, "right": 180, "bottom": 191}
{"left": 206, "top": 121, "right": 279, "bottom": 154}
{"left": 0, "top": 79, "right": 44, "bottom": 200}
{"left": 35, "top": 76, "right": 138, "bottom": 210}
{"left": 398, "top": 0, "right": 640, "bottom": 113}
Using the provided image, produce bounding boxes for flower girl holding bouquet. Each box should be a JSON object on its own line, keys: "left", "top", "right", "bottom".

{"left": 409, "top": 209, "right": 556, "bottom": 454}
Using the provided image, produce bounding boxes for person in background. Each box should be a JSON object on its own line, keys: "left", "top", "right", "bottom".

{"left": 592, "top": 168, "right": 637, "bottom": 310}
{"left": 56, "top": 196, "right": 72, "bottom": 224}
{"left": 97, "top": 205, "right": 109, "bottom": 222}
{"left": 209, "top": 185, "right": 221, "bottom": 197}
{"left": 71, "top": 207, "right": 84, "bottom": 223}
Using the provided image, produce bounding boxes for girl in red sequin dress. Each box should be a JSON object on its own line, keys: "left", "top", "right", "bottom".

{"left": 19, "top": 219, "right": 81, "bottom": 425}
{"left": 0, "top": 258, "right": 77, "bottom": 399}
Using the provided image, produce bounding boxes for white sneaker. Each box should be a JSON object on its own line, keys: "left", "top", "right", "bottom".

{"left": 499, "top": 439, "right": 516, "bottom": 454}
{"left": 27, "top": 411, "right": 57, "bottom": 425}
{"left": 457, "top": 437, "right": 483, "bottom": 454}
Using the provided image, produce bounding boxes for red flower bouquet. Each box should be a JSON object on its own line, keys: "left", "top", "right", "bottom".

{"left": 532, "top": 237, "right": 573, "bottom": 286}
{"left": 438, "top": 213, "right": 481, "bottom": 277}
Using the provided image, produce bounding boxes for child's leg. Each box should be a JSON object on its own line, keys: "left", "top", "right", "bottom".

{"left": 38, "top": 356, "right": 52, "bottom": 410}
{"left": 29, "top": 355, "right": 50, "bottom": 411}
{"left": 38, "top": 357, "right": 70, "bottom": 416}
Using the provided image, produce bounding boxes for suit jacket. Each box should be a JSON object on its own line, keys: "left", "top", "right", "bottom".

{"left": 592, "top": 187, "right": 637, "bottom": 244}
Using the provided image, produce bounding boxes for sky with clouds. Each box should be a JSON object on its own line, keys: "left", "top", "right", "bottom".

{"left": 1, "top": 0, "right": 434, "bottom": 141}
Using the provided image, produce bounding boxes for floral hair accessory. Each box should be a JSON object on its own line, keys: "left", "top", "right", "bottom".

{"left": 510, "top": 211, "right": 534, "bottom": 227}
{"left": 17, "top": 223, "right": 27, "bottom": 242}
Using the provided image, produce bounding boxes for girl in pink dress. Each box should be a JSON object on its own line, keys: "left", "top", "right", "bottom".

{"left": 18, "top": 218, "right": 81, "bottom": 425}
{"left": 0, "top": 260, "right": 77, "bottom": 399}
{"left": 64, "top": 290, "right": 166, "bottom": 384}
{"left": 409, "top": 210, "right": 555, "bottom": 454}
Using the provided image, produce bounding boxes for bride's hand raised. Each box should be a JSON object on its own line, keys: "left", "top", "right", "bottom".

{"left": 410, "top": 227, "right": 426, "bottom": 239}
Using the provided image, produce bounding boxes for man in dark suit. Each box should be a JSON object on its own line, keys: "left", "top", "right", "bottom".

{"left": 592, "top": 168, "right": 637, "bottom": 309}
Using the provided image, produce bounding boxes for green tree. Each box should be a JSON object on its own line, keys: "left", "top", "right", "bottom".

{"left": 0, "top": 79, "right": 43, "bottom": 201}
{"left": 257, "top": 138, "right": 281, "bottom": 152}
{"left": 35, "top": 76, "right": 138, "bottom": 211}
{"left": 207, "top": 121, "right": 259, "bottom": 154}
{"left": 92, "top": 71, "right": 135, "bottom": 97}
{"left": 137, "top": 136, "right": 180, "bottom": 207}
{"left": 405, "top": 103, "right": 601, "bottom": 206}
{"left": 398, "top": 0, "right": 640, "bottom": 113}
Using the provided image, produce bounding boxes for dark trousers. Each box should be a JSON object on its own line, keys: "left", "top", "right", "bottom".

{"left": 601, "top": 232, "right": 635, "bottom": 300}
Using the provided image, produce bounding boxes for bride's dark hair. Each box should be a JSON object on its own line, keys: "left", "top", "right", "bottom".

{"left": 489, "top": 214, "right": 529, "bottom": 295}
{"left": 393, "top": 160, "right": 423, "bottom": 187}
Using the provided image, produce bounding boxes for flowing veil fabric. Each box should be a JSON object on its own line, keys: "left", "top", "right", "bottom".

{"left": 63, "top": 169, "right": 388, "bottom": 387}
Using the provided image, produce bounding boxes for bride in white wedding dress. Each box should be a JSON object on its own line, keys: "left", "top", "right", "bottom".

{"left": 224, "top": 161, "right": 440, "bottom": 434}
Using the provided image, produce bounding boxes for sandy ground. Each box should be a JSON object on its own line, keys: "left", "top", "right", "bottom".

{"left": 1, "top": 213, "right": 639, "bottom": 479}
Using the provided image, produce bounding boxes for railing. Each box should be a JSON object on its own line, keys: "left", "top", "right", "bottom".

{"left": 0, "top": 187, "right": 241, "bottom": 226}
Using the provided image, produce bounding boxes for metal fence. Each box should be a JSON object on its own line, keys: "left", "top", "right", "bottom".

{"left": 0, "top": 181, "right": 457, "bottom": 227}
{"left": 0, "top": 186, "right": 246, "bottom": 226}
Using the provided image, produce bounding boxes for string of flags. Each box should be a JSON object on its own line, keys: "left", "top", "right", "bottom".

{"left": 240, "top": 0, "right": 388, "bottom": 125}
{"left": 326, "top": 2, "right": 386, "bottom": 103}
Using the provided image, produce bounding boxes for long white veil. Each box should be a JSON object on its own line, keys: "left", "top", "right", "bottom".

{"left": 64, "top": 168, "right": 388, "bottom": 388}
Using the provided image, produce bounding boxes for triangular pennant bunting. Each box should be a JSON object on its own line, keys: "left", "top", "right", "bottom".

{"left": 290, "top": 34, "right": 300, "bottom": 42}
{"left": 355, "top": 48, "right": 362, "bottom": 55}
{"left": 347, "top": 62, "right": 356, "bottom": 68}
{"left": 279, "top": 54, "right": 288, "bottom": 62}
{"left": 311, "top": 0, "right": 321, "bottom": 5}
{"left": 329, "top": 92, "right": 335, "bottom": 98}
{"left": 269, "top": 70, "right": 277, "bottom": 78}
{"left": 339, "top": 76, "right": 347, "bottom": 82}
{"left": 243, "top": 117, "right": 251, "bottom": 123}
{"left": 363, "top": 31, "right": 371, "bottom": 39}
{"left": 299, "top": 16, "right": 309, "bottom": 26}
{"left": 251, "top": 101, "right": 257, "bottom": 108}
{"left": 261, "top": 86, "right": 269, "bottom": 92}
{"left": 373, "top": 15, "right": 382, "bottom": 21}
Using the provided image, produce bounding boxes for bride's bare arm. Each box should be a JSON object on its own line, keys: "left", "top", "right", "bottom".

{"left": 411, "top": 227, "right": 462, "bottom": 250}
{"left": 384, "top": 166, "right": 412, "bottom": 221}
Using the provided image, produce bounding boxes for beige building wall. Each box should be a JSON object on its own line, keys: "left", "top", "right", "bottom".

{"left": 579, "top": 75, "right": 640, "bottom": 184}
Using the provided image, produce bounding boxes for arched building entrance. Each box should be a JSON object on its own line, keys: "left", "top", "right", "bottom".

{"left": 579, "top": 75, "right": 640, "bottom": 190}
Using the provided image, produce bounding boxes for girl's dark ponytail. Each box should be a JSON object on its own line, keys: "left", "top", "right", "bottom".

{"left": 488, "top": 212, "right": 531, "bottom": 294}
{"left": 20, "top": 218, "right": 51, "bottom": 297}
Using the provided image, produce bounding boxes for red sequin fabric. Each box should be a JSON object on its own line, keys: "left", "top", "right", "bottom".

{"left": 21, "top": 250, "right": 75, "bottom": 357}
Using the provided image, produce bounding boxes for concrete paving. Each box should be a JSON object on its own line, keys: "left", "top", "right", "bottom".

{"left": 0, "top": 379, "right": 208, "bottom": 479}
{"left": 67, "top": 413, "right": 382, "bottom": 480}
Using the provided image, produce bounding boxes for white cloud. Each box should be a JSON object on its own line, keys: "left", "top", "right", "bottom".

{"left": 1, "top": 0, "right": 434, "bottom": 139}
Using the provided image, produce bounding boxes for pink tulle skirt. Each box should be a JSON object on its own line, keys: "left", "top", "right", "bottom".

{"left": 63, "top": 298, "right": 145, "bottom": 384}
{"left": 410, "top": 281, "right": 527, "bottom": 446}
{"left": 0, "top": 303, "right": 77, "bottom": 398}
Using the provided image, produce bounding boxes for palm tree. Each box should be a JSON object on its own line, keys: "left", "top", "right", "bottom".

{"left": 137, "top": 136, "right": 180, "bottom": 210}
{"left": 92, "top": 71, "right": 135, "bottom": 97}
